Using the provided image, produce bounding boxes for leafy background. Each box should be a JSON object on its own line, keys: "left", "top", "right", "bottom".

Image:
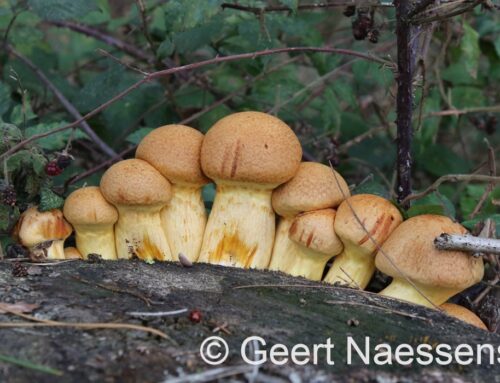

{"left": 0, "top": 0, "right": 498, "bottom": 253}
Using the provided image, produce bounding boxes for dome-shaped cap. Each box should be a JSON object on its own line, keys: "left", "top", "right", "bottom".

{"left": 64, "top": 186, "right": 118, "bottom": 225}
{"left": 334, "top": 194, "right": 403, "bottom": 254}
{"left": 272, "top": 162, "right": 350, "bottom": 218}
{"left": 440, "top": 303, "right": 488, "bottom": 330}
{"left": 375, "top": 215, "right": 484, "bottom": 289}
{"left": 201, "top": 111, "right": 302, "bottom": 187}
{"left": 100, "top": 159, "right": 172, "bottom": 206}
{"left": 15, "top": 206, "right": 72, "bottom": 247}
{"left": 289, "top": 209, "right": 343, "bottom": 255}
{"left": 136, "top": 125, "right": 209, "bottom": 186}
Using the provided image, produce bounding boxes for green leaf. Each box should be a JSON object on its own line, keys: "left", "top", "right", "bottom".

{"left": 352, "top": 181, "right": 390, "bottom": 199}
{"left": 461, "top": 23, "right": 480, "bottom": 79}
{"left": 6, "top": 150, "right": 31, "bottom": 173}
{"left": 0, "top": 354, "right": 63, "bottom": 376}
{"left": 418, "top": 144, "right": 470, "bottom": 177}
{"left": 157, "top": 39, "right": 174, "bottom": 59}
{"left": 9, "top": 103, "right": 37, "bottom": 127}
{"left": 39, "top": 187, "right": 64, "bottom": 212}
{"left": 407, "top": 192, "right": 456, "bottom": 219}
{"left": 28, "top": 0, "right": 98, "bottom": 21}
{"left": 125, "top": 128, "right": 154, "bottom": 145}
{"left": 0, "top": 122, "right": 23, "bottom": 152}
{"left": 24, "top": 122, "right": 86, "bottom": 151}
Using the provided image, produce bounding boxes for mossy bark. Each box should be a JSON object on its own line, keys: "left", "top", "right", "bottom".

{"left": 0, "top": 260, "right": 498, "bottom": 382}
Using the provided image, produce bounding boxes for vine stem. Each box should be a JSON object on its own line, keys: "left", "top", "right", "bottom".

{"left": 394, "top": 0, "right": 418, "bottom": 207}
{"left": 0, "top": 46, "right": 394, "bottom": 162}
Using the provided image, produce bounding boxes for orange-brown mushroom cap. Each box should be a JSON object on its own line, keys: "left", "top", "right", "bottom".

{"left": 15, "top": 207, "right": 73, "bottom": 247}
{"left": 440, "top": 303, "right": 488, "bottom": 331}
{"left": 201, "top": 111, "right": 302, "bottom": 187}
{"left": 289, "top": 209, "right": 343, "bottom": 255}
{"left": 100, "top": 159, "right": 172, "bottom": 206}
{"left": 375, "top": 215, "right": 484, "bottom": 289}
{"left": 334, "top": 193, "right": 402, "bottom": 254}
{"left": 136, "top": 124, "right": 209, "bottom": 186}
{"left": 272, "top": 162, "right": 350, "bottom": 217}
{"left": 64, "top": 186, "right": 118, "bottom": 225}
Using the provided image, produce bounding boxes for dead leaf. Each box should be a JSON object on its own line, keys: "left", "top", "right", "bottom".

{"left": 0, "top": 302, "right": 40, "bottom": 314}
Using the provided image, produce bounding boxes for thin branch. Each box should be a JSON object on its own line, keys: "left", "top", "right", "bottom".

{"left": 470, "top": 140, "right": 496, "bottom": 219}
{"left": 402, "top": 174, "right": 500, "bottom": 204}
{"left": 338, "top": 125, "right": 389, "bottom": 152}
{"left": 434, "top": 233, "right": 500, "bottom": 255}
{"left": 135, "top": 0, "right": 157, "bottom": 56}
{"left": 427, "top": 104, "right": 500, "bottom": 117}
{"left": 0, "top": 46, "right": 394, "bottom": 162}
{"left": 47, "top": 20, "right": 152, "bottom": 62}
{"left": 5, "top": 45, "right": 117, "bottom": 158}
{"left": 411, "top": 0, "right": 484, "bottom": 25}
{"left": 221, "top": 1, "right": 394, "bottom": 14}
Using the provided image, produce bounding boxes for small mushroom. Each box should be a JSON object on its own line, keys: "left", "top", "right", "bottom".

{"left": 63, "top": 186, "right": 118, "bottom": 260}
{"left": 440, "top": 303, "right": 488, "bottom": 331}
{"left": 323, "top": 194, "right": 402, "bottom": 289}
{"left": 100, "top": 159, "right": 172, "bottom": 262}
{"left": 136, "top": 125, "right": 210, "bottom": 262}
{"left": 375, "top": 215, "right": 484, "bottom": 307}
{"left": 198, "top": 111, "right": 302, "bottom": 269}
{"left": 14, "top": 206, "right": 72, "bottom": 260}
{"left": 269, "top": 162, "right": 349, "bottom": 278}
{"left": 285, "top": 209, "right": 343, "bottom": 280}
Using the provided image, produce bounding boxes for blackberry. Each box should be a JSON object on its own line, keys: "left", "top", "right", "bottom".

{"left": 56, "top": 154, "right": 72, "bottom": 169}
{"left": 368, "top": 29, "right": 379, "bottom": 43}
{"left": 343, "top": 5, "right": 356, "bottom": 17}
{"left": 45, "top": 161, "right": 63, "bottom": 176}
{"left": 12, "top": 262, "right": 28, "bottom": 277}
{"left": 2, "top": 186, "right": 16, "bottom": 206}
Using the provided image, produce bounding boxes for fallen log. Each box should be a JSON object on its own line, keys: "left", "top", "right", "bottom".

{"left": 0, "top": 260, "right": 498, "bottom": 382}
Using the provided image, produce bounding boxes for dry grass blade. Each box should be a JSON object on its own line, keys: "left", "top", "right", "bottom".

{"left": 0, "top": 306, "right": 173, "bottom": 342}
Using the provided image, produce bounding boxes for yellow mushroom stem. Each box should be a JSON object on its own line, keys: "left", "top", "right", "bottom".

{"left": 72, "top": 224, "right": 117, "bottom": 260}
{"left": 114, "top": 205, "right": 172, "bottom": 262}
{"left": 42, "top": 240, "right": 66, "bottom": 260}
{"left": 160, "top": 185, "right": 206, "bottom": 262}
{"left": 323, "top": 246, "right": 375, "bottom": 288}
{"left": 379, "top": 278, "right": 459, "bottom": 308}
{"left": 269, "top": 218, "right": 332, "bottom": 281}
{"left": 199, "top": 184, "right": 275, "bottom": 269}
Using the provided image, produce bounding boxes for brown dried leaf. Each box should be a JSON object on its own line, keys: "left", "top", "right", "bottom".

{"left": 0, "top": 302, "right": 40, "bottom": 314}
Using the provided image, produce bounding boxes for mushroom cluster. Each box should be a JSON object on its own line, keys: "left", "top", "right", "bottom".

{"left": 12, "top": 110, "right": 486, "bottom": 326}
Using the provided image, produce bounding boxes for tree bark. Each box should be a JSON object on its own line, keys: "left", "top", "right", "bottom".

{"left": 0, "top": 261, "right": 498, "bottom": 382}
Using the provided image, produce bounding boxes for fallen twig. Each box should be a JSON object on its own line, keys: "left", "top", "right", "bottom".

{"left": 127, "top": 309, "right": 188, "bottom": 318}
{"left": 434, "top": 234, "right": 500, "bottom": 255}
{"left": 165, "top": 365, "right": 254, "bottom": 383}
{"left": 0, "top": 307, "right": 173, "bottom": 341}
